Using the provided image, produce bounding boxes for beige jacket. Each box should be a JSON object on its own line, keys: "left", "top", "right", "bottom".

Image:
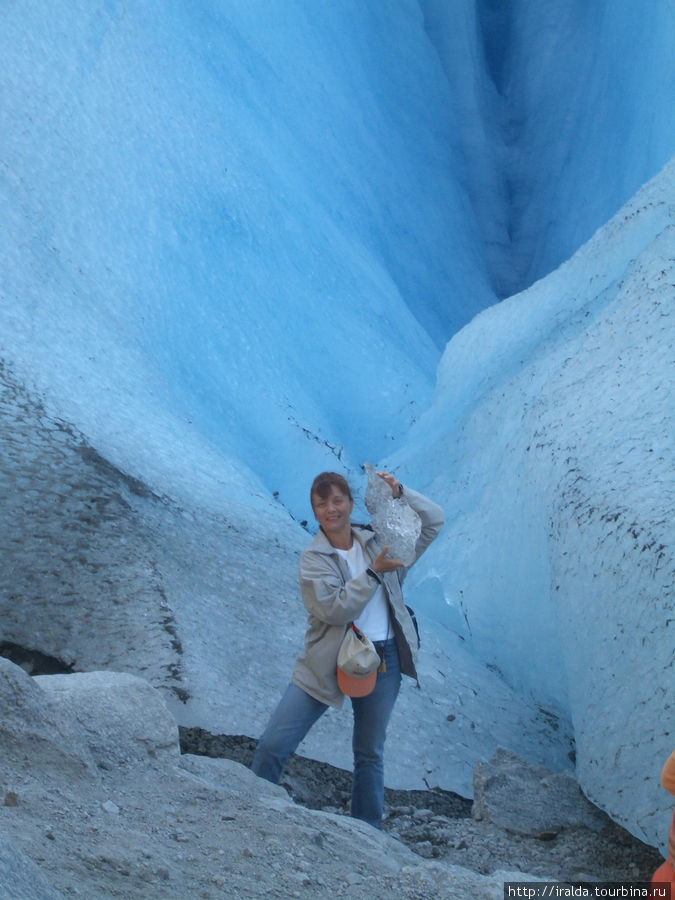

{"left": 292, "top": 485, "right": 444, "bottom": 708}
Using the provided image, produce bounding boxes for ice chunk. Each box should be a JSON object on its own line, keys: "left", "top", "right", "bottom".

{"left": 363, "top": 462, "right": 421, "bottom": 566}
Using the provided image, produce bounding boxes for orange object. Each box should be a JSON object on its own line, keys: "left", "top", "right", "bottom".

{"left": 650, "top": 858, "right": 674, "bottom": 897}
{"left": 651, "top": 752, "right": 675, "bottom": 898}
{"left": 662, "top": 752, "right": 675, "bottom": 796}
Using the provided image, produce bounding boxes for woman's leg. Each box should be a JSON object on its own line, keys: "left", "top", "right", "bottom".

{"left": 350, "top": 639, "right": 401, "bottom": 828}
{"left": 251, "top": 683, "right": 328, "bottom": 784}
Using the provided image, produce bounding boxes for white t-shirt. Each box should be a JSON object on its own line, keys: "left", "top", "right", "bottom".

{"left": 335, "top": 539, "right": 392, "bottom": 641}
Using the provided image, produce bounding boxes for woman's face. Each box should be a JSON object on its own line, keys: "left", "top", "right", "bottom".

{"left": 311, "top": 485, "right": 353, "bottom": 542}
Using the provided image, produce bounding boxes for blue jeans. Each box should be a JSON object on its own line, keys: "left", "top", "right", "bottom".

{"left": 251, "top": 638, "right": 401, "bottom": 828}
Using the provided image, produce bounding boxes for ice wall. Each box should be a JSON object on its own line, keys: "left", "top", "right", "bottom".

{"left": 504, "top": 0, "right": 675, "bottom": 290}
{"left": 0, "top": 0, "right": 492, "bottom": 518}
{"left": 421, "top": 0, "right": 675, "bottom": 296}
{"left": 2, "top": 1, "right": 673, "bottom": 518}
{"left": 390, "top": 159, "right": 675, "bottom": 845}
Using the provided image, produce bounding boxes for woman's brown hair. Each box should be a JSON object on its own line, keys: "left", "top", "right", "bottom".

{"left": 310, "top": 472, "right": 353, "bottom": 508}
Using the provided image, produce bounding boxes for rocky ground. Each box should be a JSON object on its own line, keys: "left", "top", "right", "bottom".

{"left": 180, "top": 728, "right": 663, "bottom": 886}
{"left": 0, "top": 660, "right": 552, "bottom": 900}
{"left": 0, "top": 658, "right": 667, "bottom": 900}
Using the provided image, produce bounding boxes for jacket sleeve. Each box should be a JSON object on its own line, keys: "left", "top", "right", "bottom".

{"left": 299, "top": 549, "right": 379, "bottom": 626}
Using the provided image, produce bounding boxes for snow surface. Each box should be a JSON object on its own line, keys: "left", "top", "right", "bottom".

{"left": 0, "top": 0, "right": 673, "bottom": 852}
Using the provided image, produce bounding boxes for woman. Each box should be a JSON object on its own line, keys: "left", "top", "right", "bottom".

{"left": 251, "top": 469, "right": 444, "bottom": 828}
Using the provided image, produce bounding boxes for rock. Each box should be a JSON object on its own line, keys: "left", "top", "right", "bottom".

{"left": 413, "top": 808, "right": 434, "bottom": 821}
{"left": 0, "top": 658, "right": 97, "bottom": 780}
{"left": 472, "top": 748, "right": 608, "bottom": 836}
{"left": 363, "top": 462, "right": 421, "bottom": 565}
{"left": 35, "top": 670, "right": 180, "bottom": 770}
{"left": 414, "top": 841, "right": 435, "bottom": 858}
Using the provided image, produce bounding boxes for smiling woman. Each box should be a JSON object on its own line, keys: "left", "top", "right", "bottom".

{"left": 250, "top": 468, "right": 444, "bottom": 828}
{"left": 309, "top": 472, "right": 354, "bottom": 549}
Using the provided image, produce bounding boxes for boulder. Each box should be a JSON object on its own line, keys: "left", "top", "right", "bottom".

{"left": 472, "top": 748, "right": 607, "bottom": 836}
{"left": 0, "top": 657, "right": 97, "bottom": 780}
{"left": 35, "top": 670, "right": 180, "bottom": 770}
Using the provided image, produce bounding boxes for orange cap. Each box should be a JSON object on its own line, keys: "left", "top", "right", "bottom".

{"left": 337, "top": 666, "right": 377, "bottom": 698}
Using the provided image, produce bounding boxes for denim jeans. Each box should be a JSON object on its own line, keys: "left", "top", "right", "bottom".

{"left": 250, "top": 638, "right": 401, "bottom": 828}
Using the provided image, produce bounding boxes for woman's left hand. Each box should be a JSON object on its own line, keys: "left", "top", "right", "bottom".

{"left": 371, "top": 546, "right": 404, "bottom": 573}
{"left": 375, "top": 470, "right": 401, "bottom": 498}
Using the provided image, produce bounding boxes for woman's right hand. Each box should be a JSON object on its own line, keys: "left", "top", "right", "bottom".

{"left": 371, "top": 546, "right": 404, "bottom": 573}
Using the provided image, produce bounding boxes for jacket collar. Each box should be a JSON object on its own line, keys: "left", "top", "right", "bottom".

{"left": 308, "top": 523, "right": 376, "bottom": 555}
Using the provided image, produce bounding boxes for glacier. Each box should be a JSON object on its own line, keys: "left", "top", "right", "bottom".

{"left": 0, "top": 0, "right": 496, "bottom": 518}
{"left": 0, "top": 0, "right": 674, "bottom": 854}
{"left": 420, "top": 0, "right": 675, "bottom": 295}
{"left": 390, "top": 158, "right": 674, "bottom": 845}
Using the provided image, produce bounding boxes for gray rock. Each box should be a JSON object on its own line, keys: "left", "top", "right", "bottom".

{"left": 414, "top": 840, "right": 435, "bottom": 858}
{"left": 472, "top": 748, "right": 608, "bottom": 836}
{"left": 363, "top": 462, "right": 421, "bottom": 566}
{"left": 35, "top": 670, "right": 180, "bottom": 770}
{"left": 0, "top": 658, "right": 97, "bottom": 780}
